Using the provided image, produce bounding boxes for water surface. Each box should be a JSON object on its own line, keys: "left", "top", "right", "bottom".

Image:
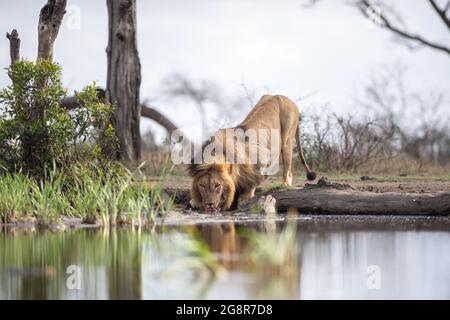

{"left": 1, "top": 216, "right": 449, "bottom": 299}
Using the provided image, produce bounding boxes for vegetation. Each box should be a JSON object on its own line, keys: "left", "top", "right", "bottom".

{"left": 0, "top": 169, "right": 172, "bottom": 227}
{"left": 0, "top": 60, "right": 175, "bottom": 228}
{"left": 295, "top": 66, "right": 450, "bottom": 175}
{"left": 0, "top": 59, "right": 117, "bottom": 179}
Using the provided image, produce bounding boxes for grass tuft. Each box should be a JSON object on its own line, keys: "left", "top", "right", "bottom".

{"left": 0, "top": 169, "right": 172, "bottom": 228}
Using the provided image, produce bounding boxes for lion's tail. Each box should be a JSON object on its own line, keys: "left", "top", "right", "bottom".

{"left": 295, "top": 124, "right": 316, "bottom": 181}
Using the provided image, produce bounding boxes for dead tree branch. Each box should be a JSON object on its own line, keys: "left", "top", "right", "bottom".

{"left": 60, "top": 91, "right": 183, "bottom": 137}
{"left": 6, "top": 29, "right": 20, "bottom": 66}
{"left": 37, "top": 0, "right": 67, "bottom": 61}
{"left": 141, "top": 104, "right": 179, "bottom": 134}
{"left": 357, "top": 0, "right": 450, "bottom": 56}
{"left": 428, "top": 0, "right": 450, "bottom": 31}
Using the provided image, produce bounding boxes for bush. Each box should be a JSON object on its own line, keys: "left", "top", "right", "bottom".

{"left": 301, "top": 111, "right": 396, "bottom": 172}
{"left": 0, "top": 59, "right": 118, "bottom": 178}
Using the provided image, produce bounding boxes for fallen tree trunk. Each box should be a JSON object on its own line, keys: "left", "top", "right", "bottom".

{"left": 271, "top": 188, "right": 450, "bottom": 216}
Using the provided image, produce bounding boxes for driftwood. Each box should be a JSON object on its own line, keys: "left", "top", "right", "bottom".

{"left": 165, "top": 178, "right": 450, "bottom": 216}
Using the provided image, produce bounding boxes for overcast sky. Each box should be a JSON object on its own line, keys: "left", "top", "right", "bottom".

{"left": 1, "top": 0, "right": 449, "bottom": 142}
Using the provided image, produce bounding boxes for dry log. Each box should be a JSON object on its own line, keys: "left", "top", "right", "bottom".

{"left": 271, "top": 188, "right": 450, "bottom": 215}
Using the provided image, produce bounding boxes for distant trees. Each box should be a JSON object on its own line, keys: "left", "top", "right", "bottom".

{"left": 302, "top": 66, "right": 450, "bottom": 172}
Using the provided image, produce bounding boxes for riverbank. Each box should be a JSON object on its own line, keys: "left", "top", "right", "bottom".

{"left": 1, "top": 174, "right": 449, "bottom": 230}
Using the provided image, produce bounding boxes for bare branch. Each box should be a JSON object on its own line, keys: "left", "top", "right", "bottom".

{"left": 60, "top": 88, "right": 183, "bottom": 137}
{"left": 141, "top": 104, "right": 179, "bottom": 135}
{"left": 163, "top": 74, "right": 215, "bottom": 132}
{"left": 357, "top": 0, "right": 450, "bottom": 56}
{"left": 428, "top": 0, "right": 450, "bottom": 31}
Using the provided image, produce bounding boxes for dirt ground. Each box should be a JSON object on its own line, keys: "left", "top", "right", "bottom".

{"left": 149, "top": 173, "right": 450, "bottom": 194}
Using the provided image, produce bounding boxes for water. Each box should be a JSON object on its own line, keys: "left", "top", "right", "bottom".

{"left": 1, "top": 216, "right": 450, "bottom": 299}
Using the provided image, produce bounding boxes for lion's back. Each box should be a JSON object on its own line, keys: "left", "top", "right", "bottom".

{"left": 239, "top": 95, "right": 299, "bottom": 130}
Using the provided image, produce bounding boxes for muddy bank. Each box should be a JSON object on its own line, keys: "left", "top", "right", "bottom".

{"left": 2, "top": 213, "right": 450, "bottom": 233}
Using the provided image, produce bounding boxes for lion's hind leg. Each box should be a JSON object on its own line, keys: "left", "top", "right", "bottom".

{"left": 281, "top": 137, "right": 293, "bottom": 187}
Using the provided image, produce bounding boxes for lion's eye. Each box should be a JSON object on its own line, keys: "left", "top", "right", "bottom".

{"left": 199, "top": 184, "right": 205, "bottom": 189}
{"left": 215, "top": 184, "right": 221, "bottom": 189}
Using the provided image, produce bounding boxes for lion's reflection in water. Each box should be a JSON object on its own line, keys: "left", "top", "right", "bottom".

{"left": 195, "top": 221, "right": 301, "bottom": 299}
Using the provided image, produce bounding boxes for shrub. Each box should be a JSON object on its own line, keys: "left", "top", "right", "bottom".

{"left": 0, "top": 59, "right": 117, "bottom": 179}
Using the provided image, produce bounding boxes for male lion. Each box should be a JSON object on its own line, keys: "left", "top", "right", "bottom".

{"left": 188, "top": 94, "right": 316, "bottom": 213}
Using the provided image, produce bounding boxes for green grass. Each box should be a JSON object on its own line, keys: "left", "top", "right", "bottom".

{"left": 0, "top": 170, "right": 173, "bottom": 227}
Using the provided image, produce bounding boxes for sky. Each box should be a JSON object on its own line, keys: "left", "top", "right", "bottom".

{"left": 0, "top": 0, "right": 449, "bottom": 143}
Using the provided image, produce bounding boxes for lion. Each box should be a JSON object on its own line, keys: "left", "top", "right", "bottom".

{"left": 188, "top": 94, "right": 316, "bottom": 213}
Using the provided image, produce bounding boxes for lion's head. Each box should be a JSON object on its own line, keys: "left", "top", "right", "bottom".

{"left": 188, "top": 163, "right": 236, "bottom": 213}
